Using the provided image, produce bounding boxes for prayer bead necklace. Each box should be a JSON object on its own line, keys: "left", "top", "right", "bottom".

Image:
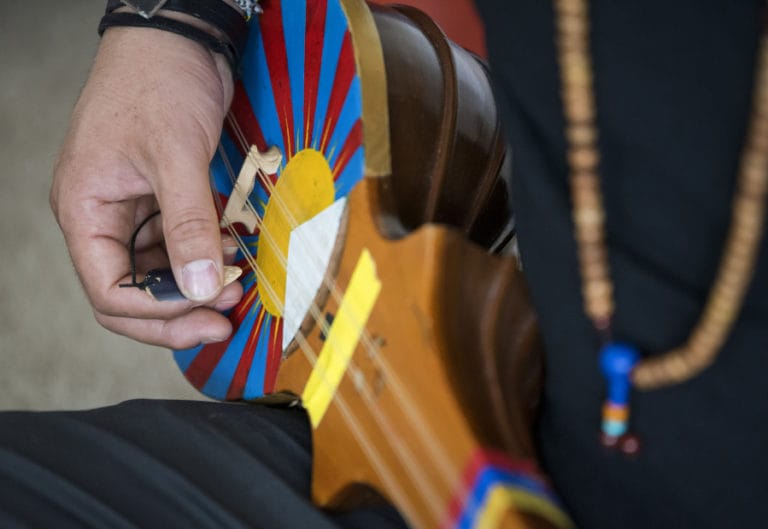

{"left": 553, "top": 0, "right": 768, "bottom": 451}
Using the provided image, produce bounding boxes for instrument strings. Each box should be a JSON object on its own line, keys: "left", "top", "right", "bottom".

{"left": 225, "top": 115, "right": 458, "bottom": 477}
{"left": 215, "top": 113, "right": 467, "bottom": 523}
{"left": 215, "top": 162, "right": 441, "bottom": 528}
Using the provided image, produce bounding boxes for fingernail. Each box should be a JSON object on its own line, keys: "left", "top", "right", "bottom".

{"left": 223, "top": 245, "right": 239, "bottom": 257}
{"left": 223, "top": 245, "right": 239, "bottom": 265}
{"left": 181, "top": 259, "right": 220, "bottom": 300}
{"left": 222, "top": 236, "right": 239, "bottom": 253}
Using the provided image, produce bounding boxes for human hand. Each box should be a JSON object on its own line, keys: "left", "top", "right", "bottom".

{"left": 51, "top": 26, "right": 243, "bottom": 349}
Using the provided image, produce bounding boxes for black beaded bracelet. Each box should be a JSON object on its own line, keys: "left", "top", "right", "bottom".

{"left": 99, "top": 0, "right": 252, "bottom": 76}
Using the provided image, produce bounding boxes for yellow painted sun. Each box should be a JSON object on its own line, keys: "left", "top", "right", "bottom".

{"left": 256, "top": 148, "right": 336, "bottom": 317}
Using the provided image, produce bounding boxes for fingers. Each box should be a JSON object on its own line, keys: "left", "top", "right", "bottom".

{"left": 59, "top": 193, "right": 242, "bottom": 322}
{"left": 84, "top": 232, "right": 243, "bottom": 321}
{"left": 51, "top": 26, "right": 245, "bottom": 349}
{"left": 94, "top": 306, "right": 236, "bottom": 350}
{"left": 154, "top": 155, "right": 227, "bottom": 303}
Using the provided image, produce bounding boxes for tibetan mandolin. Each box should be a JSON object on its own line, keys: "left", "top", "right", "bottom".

{"left": 172, "top": 1, "right": 572, "bottom": 528}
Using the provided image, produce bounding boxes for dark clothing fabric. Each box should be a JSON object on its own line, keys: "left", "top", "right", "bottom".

{"left": 475, "top": 0, "right": 768, "bottom": 528}
{"left": 0, "top": 400, "right": 405, "bottom": 529}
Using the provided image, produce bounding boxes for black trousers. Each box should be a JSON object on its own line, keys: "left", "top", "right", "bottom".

{"left": 0, "top": 400, "right": 406, "bottom": 529}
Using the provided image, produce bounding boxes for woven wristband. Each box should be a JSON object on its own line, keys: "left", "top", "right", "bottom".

{"left": 100, "top": 0, "right": 254, "bottom": 76}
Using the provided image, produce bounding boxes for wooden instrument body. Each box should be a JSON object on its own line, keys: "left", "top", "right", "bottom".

{"left": 374, "top": 4, "right": 513, "bottom": 250}
{"left": 276, "top": 177, "right": 551, "bottom": 529}
{"left": 172, "top": 1, "right": 570, "bottom": 527}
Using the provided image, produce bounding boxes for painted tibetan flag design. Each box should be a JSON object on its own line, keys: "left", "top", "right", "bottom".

{"left": 445, "top": 451, "right": 574, "bottom": 529}
{"left": 174, "top": 0, "right": 366, "bottom": 401}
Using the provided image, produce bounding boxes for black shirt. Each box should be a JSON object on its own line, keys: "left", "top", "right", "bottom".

{"left": 474, "top": 1, "right": 768, "bottom": 527}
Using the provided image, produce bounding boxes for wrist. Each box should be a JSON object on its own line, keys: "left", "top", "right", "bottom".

{"left": 111, "top": 5, "right": 236, "bottom": 85}
{"left": 96, "top": 26, "right": 234, "bottom": 114}
{"left": 100, "top": 0, "right": 255, "bottom": 77}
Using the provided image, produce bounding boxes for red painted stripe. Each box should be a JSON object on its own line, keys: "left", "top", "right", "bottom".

{"left": 225, "top": 309, "right": 267, "bottom": 400}
{"left": 263, "top": 317, "right": 284, "bottom": 394}
{"left": 183, "top": 289, "right": 258, "bottom": 392}
{"left": 320, "top": 31, "right": 355, "bottom": 153}
{"left": 228, "top": 80, "right": 269, "bottom": 153}
{"left": 304, "top": 0, "right": 328, "bottom": 151}
{"left": 261, "top": 0, "right": 296, "bottom": 158}
{"left": 184, "top": 341, "right": 229, "bottom": 391}
{"left": 231, "top": 273, "right": 260, "bottom": 322}
{"left": 333, "top": 119, "right": 362, "bottom": 181}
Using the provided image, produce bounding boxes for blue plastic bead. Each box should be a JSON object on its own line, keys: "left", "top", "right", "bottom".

{"left": 602, "top": 419, "right": 628, "bottom": 437}
{"left": 600, "top": 343, "right": 640, "bottom": 405}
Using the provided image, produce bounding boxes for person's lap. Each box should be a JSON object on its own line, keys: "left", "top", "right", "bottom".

{"left": 0, "top": 400, "right": 407, "bottom": 529}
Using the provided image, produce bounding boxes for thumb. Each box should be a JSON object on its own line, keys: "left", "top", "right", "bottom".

{"left": 156, "top": 157, "right": 224, "bottom": 303}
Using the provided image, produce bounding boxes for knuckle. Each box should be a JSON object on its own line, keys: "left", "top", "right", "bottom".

{"left": 161, "top": 322, "right": 194, "bottom": 350}
{"left": 89, "top": 288, "right": 117, "bottom": 317}
{"left": 164, "top": 209, "right": 218, "bottom": 246}
{"left": 92, "top": 309, "right": 113, "bottom": 330}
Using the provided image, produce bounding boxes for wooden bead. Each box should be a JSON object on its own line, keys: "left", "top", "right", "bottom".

{"left": 584, "top": 277, "right": 611, "bottom": 294}
{"left": 574, "top": 207, "right": 605, "bottom": 231}
{"left": 556, "top": 11, "right": 588, "bottom": 36}
{"left": 561, "top": 50, "right": 592, "bottom": 87}
{"left": 741, "top": 164, "right": 768, "bottom": 197}
{"left": 557, "top": 33, "right": 587, "bottom": 54}
{"left": 571, "top": 170, "right": 600, "bottom": 189}
{"left": 555, "top": 0, "right": 587, "bottom": 17}
{"left": 575, "top": 225, "right": 603, "bottom": 245}
{"left": 567, "top": 123, "right": 597, "bottom": 146}
{"left": 569, "top": 146, "right": 600, "bottom": 170}
{"left": 586, "top": 304, "right": 612, "bottom": 325}
{"left": 578, "top": 249, "right": 607, "bottom": 269}
{"left": 748, "top": 119, "right": 768, "bottom": 151}
{"left": 580, "top": 261, "right": 609, "bottom": 283}
{"left": 563, "top": 95, "right": 595, "bottom": 123}
{"left": 687, "top": 330, "right": 724, "bottom": 361}
{"left": 571, "top": 193, "right": 601, "bottom": 213}
{"left": 555, "top": 0, "right": 768, "bottom": 394}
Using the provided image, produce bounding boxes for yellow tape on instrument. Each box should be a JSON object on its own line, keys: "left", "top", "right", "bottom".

{"left": 302, "top": 249, "right": 381, "bottom": 429}
{"left": 475, "top": 486, "right": 574, "bottom": 529}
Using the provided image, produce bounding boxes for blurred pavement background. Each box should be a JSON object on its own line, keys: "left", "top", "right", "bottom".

{"left": 0, "top": 1, "right": 203, "bottom": 410}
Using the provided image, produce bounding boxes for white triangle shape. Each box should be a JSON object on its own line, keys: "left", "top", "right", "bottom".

{"left": 282, "top": 197, "right": 347, "bottom": 352}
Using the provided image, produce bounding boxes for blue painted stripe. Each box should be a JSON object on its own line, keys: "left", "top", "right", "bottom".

{"left": 311, "top": 1, "right": 347, "bottom": 149}
{"left": 211, "top": 132, "right": 241, "bottom": 196}
{"left": 283, "top": 0, "right": 306, "bottom": 153}
{"left": 480, "top": 470, "right": 560, "bottom": 505}
{"left": 241, "top": 26, "right": 287, "bottom": 170}
{"left": 457, "top": 466, "right": 563, "bottom": 529}
{"left": 216, "top": 132, "right": 270, "bottom": 224}
{"left": 241, "top": 270, "right": 257, "bottom": 292}
{"left": 174, "top": 344, "right": 204, "bottom": 373}
{"left": 334, "top": 147, "right": 364, "bottom": 200}
{"left": 325, "top": 75, "right": 362, "bottom": 169}
{"left": 201, "top": 304, "right": 262, "bottom": 400}
{"left": 243, "top": 313, "right": 270, "bottom": 400}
